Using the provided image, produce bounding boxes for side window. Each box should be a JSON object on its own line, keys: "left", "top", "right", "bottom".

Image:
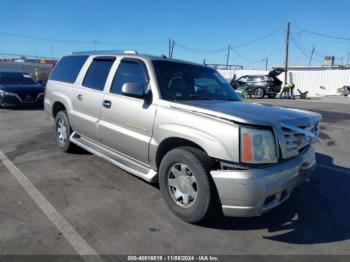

{"left": 238, "top": 76, "right": 248, "bottom": 82}
{"left": 247, "top": 76, "right": 256, "bottom": 82}
{"left": 110, "top": 60, "right": 148, "bottom": 95}
{"left": 49, "top": 55, "right": 88, "bottom": 83}
{"left": 82, "top": 57, "right": 114, "bottom": 91}
{"left": 254, "top": 76, "right": 264, "bottom": 82}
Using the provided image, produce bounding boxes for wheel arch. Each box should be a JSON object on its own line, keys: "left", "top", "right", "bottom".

{"left": 154, "top": 137, "right": 209, "bottom": 171}
{"left": 52, "top": 101, "right": 67, "bottom": 118}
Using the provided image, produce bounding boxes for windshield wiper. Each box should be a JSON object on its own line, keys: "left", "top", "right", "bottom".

{"left": 221, "top": 98, "right": 239, "bottom": 101}
{"left": 189, "top": 95, "right": 214, "bottom": 100}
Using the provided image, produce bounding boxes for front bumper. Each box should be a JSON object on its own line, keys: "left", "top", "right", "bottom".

{"left": 0, "top": 93, "right": 44, "bottom": 107}
{"left": 211, "top": 147, "right": 316, "bottom": 217}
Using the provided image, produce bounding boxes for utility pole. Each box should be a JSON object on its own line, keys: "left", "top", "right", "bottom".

{"left": 226, "top": 45, "right": 230, "bottom": 69}
{"left": 265, "top": 57, "right": 268, "bottom": 70}
{"left": 168, "top": 39, "right": 171, "bottom": 58}
{"left": 51, "top": 46, "right": 54, "bottom": 59}
{"left": 347, "top": 52, "right": 350, "bottom": 65}
{"left": 309, "top": 46, "right": 315, "bottom": 66}
{"left": 203, "top": 58, "right": 206, "bottom": 65}
{"left": 284, "top": 22, "right": 290, "bottom": 84}
{"left": 170, "top": 40, "right": 175, "bottom": 58}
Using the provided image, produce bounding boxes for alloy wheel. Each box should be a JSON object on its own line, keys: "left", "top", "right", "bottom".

{"left": 56, "top": 119, "right": 67, "bottom": 145}
{"left": 167, "top": 163, "right": 198, "bottom": 208}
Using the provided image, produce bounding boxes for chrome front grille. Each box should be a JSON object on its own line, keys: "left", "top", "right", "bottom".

{"left": 282, "top": 123, "right": 319, "bottom": 157}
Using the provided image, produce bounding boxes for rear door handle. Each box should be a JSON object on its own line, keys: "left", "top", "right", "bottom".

{"left": 77, "top": 94, "right": 83, "bottom": 101}
{"left": 103, "top": 100, "right": 112, "bottom": 109}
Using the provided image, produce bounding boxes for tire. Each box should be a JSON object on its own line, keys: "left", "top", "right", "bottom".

{"left": 267, "top": 93, "right": 277, "bottom": 99}
{"left": 54, "top": 111, "right": 75, "bottom": 152}
{"left": 253, "top": 87, "right": 265, "bottom": 98}
{"left": 159, "top": 146, "right": 219, "bottom": 223}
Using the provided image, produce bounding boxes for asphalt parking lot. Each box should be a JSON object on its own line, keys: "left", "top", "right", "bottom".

{"left": 0, "top": 97, "right": 350, "bottom": 257}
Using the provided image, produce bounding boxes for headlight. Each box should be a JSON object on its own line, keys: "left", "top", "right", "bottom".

{"left": 240, "top": 127, "right": 277, "bottom": 164}
{"left": 0, "top": 89, "right": 15, "bottom": 97}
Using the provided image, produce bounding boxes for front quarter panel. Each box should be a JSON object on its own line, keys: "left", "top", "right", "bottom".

{"left": 150, "top": 102, "right": 240, "bottom": 169}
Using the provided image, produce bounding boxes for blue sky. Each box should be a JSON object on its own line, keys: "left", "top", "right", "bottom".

{"left": 1, "top": 0, "right": 350, "bottom": 68}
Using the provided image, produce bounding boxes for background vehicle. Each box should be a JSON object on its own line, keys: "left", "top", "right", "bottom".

{"left": 0, "top": 71, "right": 44, "bottom": 107}
{"left": 232, "top": 68, "right": 284, "bottom": 98}
{"left": 45, "top": 52, "right": 320, "bottom": 223}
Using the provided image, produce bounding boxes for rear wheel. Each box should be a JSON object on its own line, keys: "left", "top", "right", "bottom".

{"left": 267, "top": 93, "right": 277, "bottom": 99}
{"left": 159, "top": 146, "right": 219, "bottom": 223}
{"left": 54, "top": 111, "right": 75, "bottom": 152}
{"left": 253, "top": 88, "right": 265, "bottom": 98}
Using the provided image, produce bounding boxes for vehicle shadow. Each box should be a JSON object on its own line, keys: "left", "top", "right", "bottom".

{"left": 200, "top": 152, "right": 350, "bottom": 244}
{"left": 0, "top": 104, "right": 44, "bottom": 111}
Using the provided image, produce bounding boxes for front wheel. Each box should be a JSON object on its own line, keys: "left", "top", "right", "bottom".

{"left": 253, "top": 87, "right": 265, "bottom": 98}
{"left": 159, "top": 147, "right": 219, "bottom": 223}
{"left": 54, "top": 111, "right": 75, "bottom": 152}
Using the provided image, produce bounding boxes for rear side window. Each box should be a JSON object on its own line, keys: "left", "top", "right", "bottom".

{"left": 247, "top": 76, "right": 263, "bottom": 82}
{"left": 82, "top": 58, "right": 115, "bottom": 91}
{"left": 110, "top": 60, "right": 148, "bottom": 95}
{"left": 49, "top": 55, "right": 88, "bottom": 83}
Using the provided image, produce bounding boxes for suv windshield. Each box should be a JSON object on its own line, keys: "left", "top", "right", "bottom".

{"left": 153, "top": 60, "right": 241, "bottom": 101}
{"left": 0, "top": 72, "right": 35, "bottom": 85}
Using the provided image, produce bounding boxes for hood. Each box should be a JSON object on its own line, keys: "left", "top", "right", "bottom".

{"left": 0, "top": 83, "right": 43, "bottom": 93}
{"left": 170, "top": 100, "right": 321, "bottom": 127}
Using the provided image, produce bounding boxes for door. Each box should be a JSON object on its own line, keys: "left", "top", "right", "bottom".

{"left": 236, "top": 75, "right": 248, "bottom": 89}
{"left": 99, "top": 58, "right": 156, "bottom": 165}
{"left": 71, "top": 56, "right": 115, "bottom": 141}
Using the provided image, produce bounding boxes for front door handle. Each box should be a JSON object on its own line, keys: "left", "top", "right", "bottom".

{"left": 103, "top": 100, "right": 112, "bottom": 109}
{"left": 77, "top": 94, "right": 83, "bottom": 101}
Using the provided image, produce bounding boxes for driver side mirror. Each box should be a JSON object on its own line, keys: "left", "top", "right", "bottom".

{"left": 121, "top": 82, "right": 145, "bottom": 98}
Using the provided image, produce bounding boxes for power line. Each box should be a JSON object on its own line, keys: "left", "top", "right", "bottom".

{"left": 0, "top": 32, "right": 167, "bottom": 46}
{"left": 290, "top": 36, "right": 322, "bottom": 63}
{"left": 230, "top": 48, "right": 265, "bottom": 63}
{"left": 300, "top": 30, "right": 350, "bottom": 41}
{"left": 291, "top": 34, "right": 347, "bottom": 63}
{"left": 0, "top": 32, "right": 89, "bottom": 44}
{"left": 175, "top": 42, "right": 227, "bottom": 54}
{"left": 0, "top": 52, "right": 57, "bottom": 59}
{"left": 232, "top": 27, "right": 284, "bottom": 48}
{"left": 169, "top": 27, "right": 285, "bottom": 55}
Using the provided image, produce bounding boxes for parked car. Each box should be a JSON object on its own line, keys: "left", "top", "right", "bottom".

{"left": 45, "top": 51, "right": 320, "bottom": 223}
{"left": 232, "top": 69, "right": 284, "bottom": 98}
{"left": 0, "top": 71, "right": 44, "bottom": 107}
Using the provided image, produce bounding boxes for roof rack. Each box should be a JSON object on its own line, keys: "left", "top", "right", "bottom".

{"left": 71, "top": 50, "right": 138, "bottom": 55}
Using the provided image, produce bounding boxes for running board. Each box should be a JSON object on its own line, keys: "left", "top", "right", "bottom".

{"left": 69, "top": 132, "right": 157, "bottom": 183}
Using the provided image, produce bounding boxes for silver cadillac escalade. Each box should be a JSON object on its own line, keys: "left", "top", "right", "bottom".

{"left": 44, "top": 50, "right": 321, "bottom": 223}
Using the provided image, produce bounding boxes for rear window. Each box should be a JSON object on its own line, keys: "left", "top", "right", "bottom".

{"left": 82, "top": 58, "right": 114, "bottom": 91}
{"left": 0, "top": 72, "right": 35, "bottom": 84}
{"left": 49, "top": 55, "right": 88, "bottom": 83}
